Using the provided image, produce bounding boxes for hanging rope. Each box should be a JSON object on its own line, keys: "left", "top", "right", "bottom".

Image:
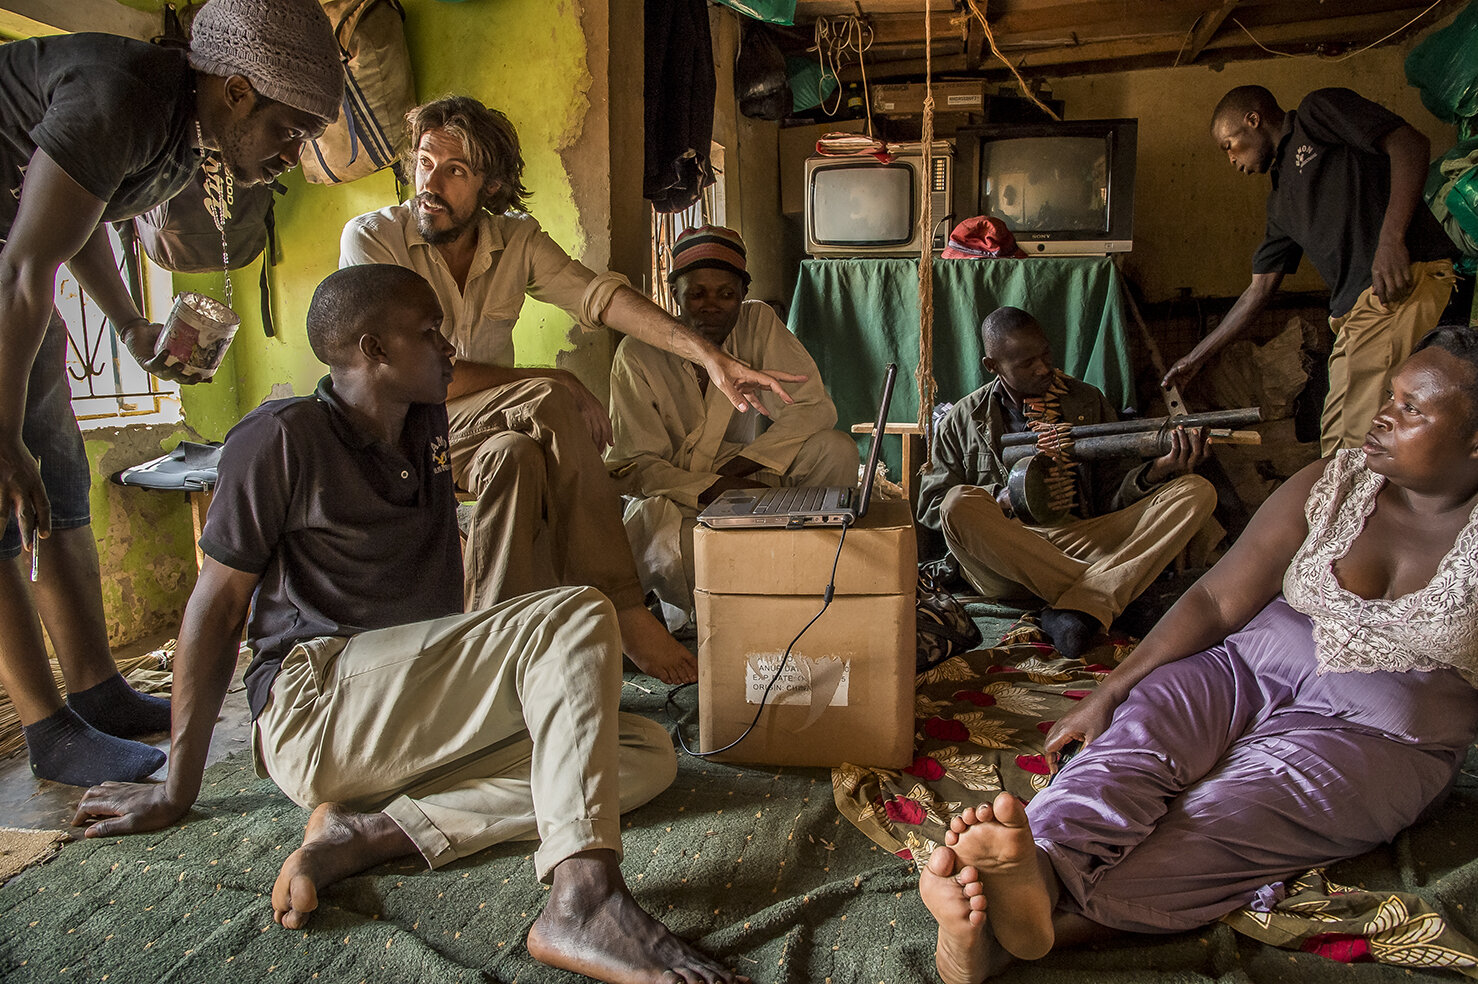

{"left": 962, "top": 0, "right": 1061, "bottom": 122}
{"left": 916, "top": 3, "right": 937, "bottom": 455}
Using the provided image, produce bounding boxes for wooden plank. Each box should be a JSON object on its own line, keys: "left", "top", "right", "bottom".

{"left": 0, "top": 0, "right": 156, "bottom": 39}
{"left": 797, "top": 0, "right": 952, "bottom": 15}
{"left": 822, "top": 0, "right": 1466, "bottom": 81}
{"left": 1180, "top": 1, "right": 1240, "bottom": 65}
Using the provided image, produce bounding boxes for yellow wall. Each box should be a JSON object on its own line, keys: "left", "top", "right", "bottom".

{"left": 1050, "top": 32, "right": 1459, "bottom": 303}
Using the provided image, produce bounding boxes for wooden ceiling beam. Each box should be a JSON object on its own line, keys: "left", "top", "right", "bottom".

{"left": 1179, "top": 0, "right": 1239, "bottom": 65}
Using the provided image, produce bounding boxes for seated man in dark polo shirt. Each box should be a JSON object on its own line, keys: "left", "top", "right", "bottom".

{"left": 74, "top": 266, "right": 745, "bottom": 984}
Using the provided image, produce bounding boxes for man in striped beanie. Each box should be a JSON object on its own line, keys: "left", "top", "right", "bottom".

{"left": 606, "top": 225, "right": 858, "bottom": 628}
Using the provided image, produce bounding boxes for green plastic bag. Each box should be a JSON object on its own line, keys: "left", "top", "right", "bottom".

{"left": 788, "top": 56, "right": 837, "bottom": 113}
{"left": 710, "top": 0, "right": 795, "bottom": 26}
{"left": 1405, "top": 0, "right": 1478, "bottom": 124}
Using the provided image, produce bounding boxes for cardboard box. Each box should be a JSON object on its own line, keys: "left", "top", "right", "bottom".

{"left": 871, "top": 81, "right": 987, "bottom": 115}
{"left": 693, "top": 497, "right": 917, "bottom": 769}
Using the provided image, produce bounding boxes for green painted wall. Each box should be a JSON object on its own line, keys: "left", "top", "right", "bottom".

{"left": 179, "top": 0, "right": 605, "bottom": 437}
{"left": 86, "top": 425, "right": 202, "bottom": 647}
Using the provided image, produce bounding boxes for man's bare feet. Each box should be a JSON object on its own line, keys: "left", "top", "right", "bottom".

{"left": 921, "top": 845, "right": 996, "bottom": 984}
{"left": 944, "top": 791, "right": 1056, "bottom": 961}
{"left": 271, "top": 803, "right": 417, "bottom": 930}
{"left": 527, "top": 849, "right": 746, "bottom": 984}
{"left": 616, "top": 604, "right": 698, "bottom": 685}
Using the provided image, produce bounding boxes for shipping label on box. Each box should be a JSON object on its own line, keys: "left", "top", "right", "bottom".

{"left": 744, "top": 652, "right": 851, "bottom": 707}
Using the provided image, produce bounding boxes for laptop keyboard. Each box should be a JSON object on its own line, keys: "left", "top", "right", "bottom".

{"left": 752, "top": 485, "right": 852, "bottom": 514}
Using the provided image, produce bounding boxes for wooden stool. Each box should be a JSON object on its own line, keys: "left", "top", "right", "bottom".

{"left": 851, "top": 422, "right": 925, "bottom": 502}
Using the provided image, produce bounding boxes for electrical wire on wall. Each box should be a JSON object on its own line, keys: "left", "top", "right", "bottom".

{"left": 1231, "top": 0, "right": 1444, "bottom": 63}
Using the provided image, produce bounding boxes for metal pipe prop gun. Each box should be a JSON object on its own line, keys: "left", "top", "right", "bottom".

{"left": 1000, "top": 407, "right": 1263, "bottom": 525}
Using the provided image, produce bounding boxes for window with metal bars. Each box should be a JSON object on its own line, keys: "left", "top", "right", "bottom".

{"left": 648, "top": 143, "right": 725, "bottom": 314}
{"left": 59, "top": 224, "right": 180, "bottom": 427}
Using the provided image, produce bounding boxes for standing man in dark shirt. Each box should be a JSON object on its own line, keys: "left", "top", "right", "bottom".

{"left": 0, "top": 0, "right": 343, "bottom": 786}
{"left": 75, "top": 266, "right": 745, "bottom": 984}
{"left": 1165, "top": 85, "right": 1458, "bottom": 454}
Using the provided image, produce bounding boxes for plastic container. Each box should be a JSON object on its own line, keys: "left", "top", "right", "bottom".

{"left": 155, "top": 292, "right": 240, "bottom": 381}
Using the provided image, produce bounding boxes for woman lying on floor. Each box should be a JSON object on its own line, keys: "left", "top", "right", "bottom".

{"left": 920, "top": 325, "right": 1478, "bottom": 984}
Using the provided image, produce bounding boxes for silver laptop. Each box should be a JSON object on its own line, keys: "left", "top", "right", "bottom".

{"left": 697, "top": 363, "right": 897, "bottom": 529}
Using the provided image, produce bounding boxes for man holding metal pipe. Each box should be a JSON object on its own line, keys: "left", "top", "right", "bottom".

{"left": 917, "top": 307, "right": 1218, "bottom": 657}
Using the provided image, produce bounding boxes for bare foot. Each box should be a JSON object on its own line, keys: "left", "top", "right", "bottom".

{"left": 944, "top": 792, "right": 1055, "bottom": 961}
{"left": 921, "top": 845, "right": 996, "bottom": 984}
{"left": 527, "top": 850, "right": 747, "bottom": 984}
{"left": 271, "top": 803, "right": 417, "bottom": 930}
{"left": 616, "top": 604, "right": 698, "bottom": 685}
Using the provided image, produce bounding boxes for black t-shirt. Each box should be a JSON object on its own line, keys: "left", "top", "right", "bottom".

{"left": 199, "top": 378, "right": 464, "bottom": 718}
{"left": 1252, "top": 87, "right": 1456, "bottom": 318}
{"left": 0, "top": 33, "right": 198, "bottom": 231}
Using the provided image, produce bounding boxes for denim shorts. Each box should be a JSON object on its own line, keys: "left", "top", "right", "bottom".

{"left": 1, "top": 310, "right": 91, "bottom": 559}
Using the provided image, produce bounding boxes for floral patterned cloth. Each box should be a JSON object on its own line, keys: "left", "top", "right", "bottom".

{"left": 1225, "top": 870, "right": 1478, "bottom": 978}
{"left": 832, "top": 625, "right": 1478, "bottom": 975}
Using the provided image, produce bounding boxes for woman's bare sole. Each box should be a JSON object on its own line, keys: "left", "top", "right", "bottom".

{"left": 921, "top": 844, "right": 997, "bottom": 984}
{"left": 272, "top": 803, "right": 417, "bottom": 930}
{"left": 527, "top": 850, "right": 747, "bottom": 984}
{"left": 945, "top": 791, "right": 1056, "bottom": 961}
{"left": 616, "top": 604, "right": 698, "bottom": 685}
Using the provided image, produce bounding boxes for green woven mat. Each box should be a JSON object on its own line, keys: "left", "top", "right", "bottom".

{"left": 3, "top": 681, "right": 1475, "bottom": 982}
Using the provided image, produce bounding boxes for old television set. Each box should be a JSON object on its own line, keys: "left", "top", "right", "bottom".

{"left": 804, "top": 141, "right": 952, "bottom": 257}
{"left": 954, "top": 119, "right": 1137, "bottom": 255}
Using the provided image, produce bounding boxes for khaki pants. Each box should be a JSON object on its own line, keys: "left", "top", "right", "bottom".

{"left": 448, "top": 378, "right": 644, "bottom": 612}
{"left": 1323, "top": 259, "right": 1456, "bottom": 455}
{"left": 622, "top": 428, "right": 860, "bottom": 629}
{"left": 254, "top": 586, "right": 677, "bottom": 880}
{"left": 940, "top": 474, "right": 1217, "bottom": 627}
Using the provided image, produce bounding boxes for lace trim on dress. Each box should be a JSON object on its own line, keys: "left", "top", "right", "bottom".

{"left": 1283, "top": 450, "right": 1478, "bottom": 683}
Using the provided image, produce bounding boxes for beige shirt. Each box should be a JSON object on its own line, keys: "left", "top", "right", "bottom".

{"left": 606, "top": 300, "right": 839, "bottom": 510}
{"left": 339, "top": 203, "right": 626, "bottom": 367}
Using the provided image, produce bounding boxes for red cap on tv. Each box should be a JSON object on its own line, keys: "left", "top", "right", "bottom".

{"left": 940, "top": 216, "right": 1027, "bottom": 259}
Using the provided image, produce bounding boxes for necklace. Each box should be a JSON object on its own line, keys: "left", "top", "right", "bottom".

{"left": 195, "top": 119, "right": 234, "bottom": 308}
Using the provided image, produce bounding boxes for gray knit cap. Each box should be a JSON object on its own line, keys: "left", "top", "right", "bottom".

{"left": 188, "top": 0, "right": 345, "bottom": 122}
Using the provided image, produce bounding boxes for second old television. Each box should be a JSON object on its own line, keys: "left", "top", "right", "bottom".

{"left": 954, "top": 118, "right": 1138, "bottom": 255}
{"left": 804, "top": 141, "right": 952, "bottom": 257}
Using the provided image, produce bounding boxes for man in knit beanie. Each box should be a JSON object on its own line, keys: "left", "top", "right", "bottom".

{"left": 607, "top": 225, "right": 857, "bottom": 628}
{"left": 0, "top": 2, "right": 340, "bottom": 788}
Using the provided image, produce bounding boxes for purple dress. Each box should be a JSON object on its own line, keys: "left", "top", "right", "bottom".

{"left": 1028, "top": 504, "right": 1478, "bottom": 933}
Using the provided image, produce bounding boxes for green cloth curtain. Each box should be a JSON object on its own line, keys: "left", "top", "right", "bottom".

{"left": 788, "top": 257, "right": 1135, "bottom": 475}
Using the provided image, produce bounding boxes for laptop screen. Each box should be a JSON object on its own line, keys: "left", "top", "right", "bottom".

{"left": 853, "top": 362, "right": 898, "bottom": 520}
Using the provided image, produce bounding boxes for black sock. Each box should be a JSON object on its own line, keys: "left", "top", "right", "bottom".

{"left": 24, "top": 705, "right": 166, "bottom": 786}
{"left": 66, "top": 673, "right": 172, "bottom": 737}
{"left": 1039, "top": 607, "right": 1102, "bottom": 660}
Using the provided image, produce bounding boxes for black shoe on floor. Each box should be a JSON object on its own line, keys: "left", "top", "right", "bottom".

{"left": 1039, "top": 607, "right": 1102, "bottom": 660}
